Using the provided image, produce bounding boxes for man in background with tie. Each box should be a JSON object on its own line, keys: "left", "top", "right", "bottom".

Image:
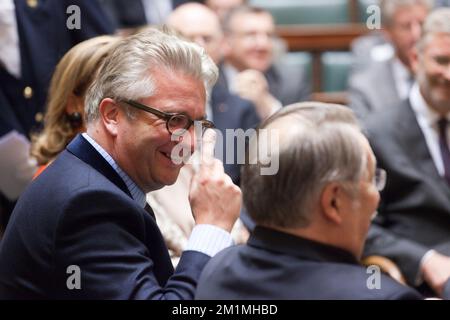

{"left": 363, "top": 8, "right": 450, "bottom": 298}
{"left": 348, "top": 0, "right": 432, "bottom": 120}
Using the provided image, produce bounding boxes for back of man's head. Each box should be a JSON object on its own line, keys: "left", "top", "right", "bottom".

{"left": 241, "top": 102, "right": 367, "bottom": 229}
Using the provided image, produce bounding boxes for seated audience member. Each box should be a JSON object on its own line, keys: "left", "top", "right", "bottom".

{"left": 221, "top": 5, "right": 310, "bottom": 119}
{"left": 195, "top": 102, "right": 450, "bottom": 300}
{"left": 363, "top": 8, "right": 450, "bottom": 298}
{"left": 348, "top": 0, "right": 432, "bottom": 120}
{"left": 0, "top": 28, "right": 241, "bottom": 299}
{"left": 31, "top": 35, "right": 120, "bottom": 175}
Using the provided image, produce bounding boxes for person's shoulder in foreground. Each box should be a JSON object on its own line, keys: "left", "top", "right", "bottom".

{"left": 196, "top": 227, "right": 422, "bottom": 300}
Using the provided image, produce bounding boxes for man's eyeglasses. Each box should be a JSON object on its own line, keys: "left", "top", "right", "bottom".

{"left": 121, "top": 99, "right": 215, "bottom": 136}
{"left": 373, "top": 168, "right": 387, "bottom": 192}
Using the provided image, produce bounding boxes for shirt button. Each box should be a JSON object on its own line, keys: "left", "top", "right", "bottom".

{"left": 35, "top": 112, "right": 44, "bottom": 123}
{"left": 24, "top": 86, "right": 33, "bottom": 99}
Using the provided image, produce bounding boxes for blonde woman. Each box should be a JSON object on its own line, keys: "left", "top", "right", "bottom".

{"left": 31, "top": 35, "right": 120, "bottom": 174}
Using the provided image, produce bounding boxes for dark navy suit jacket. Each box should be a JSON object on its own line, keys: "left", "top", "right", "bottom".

{"left": 0, "top": 135, "right": 210, "bottom": 299}
{"left": 211, "top": 73, "right": 260, "bottom": 184}
{"left": 0, "top": 0, "right": 113, "bottom": 137}
{"left": 196, "top": 226, "right": 426, "bottom": 300}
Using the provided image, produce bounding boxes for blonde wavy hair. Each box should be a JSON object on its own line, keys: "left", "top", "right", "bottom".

{"left": 31, "top": 35, "right": 120, "bottom": 165}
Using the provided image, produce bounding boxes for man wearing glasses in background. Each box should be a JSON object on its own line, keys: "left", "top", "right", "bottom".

{"left": 0, "top": 28, "right": 241, "bottom": 299}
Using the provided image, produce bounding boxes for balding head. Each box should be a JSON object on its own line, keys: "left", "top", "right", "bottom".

{"left": 167, "top": 3, "right": 224, "bottom": 63}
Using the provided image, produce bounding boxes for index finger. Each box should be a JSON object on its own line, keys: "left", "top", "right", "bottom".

{"left": 201, "top": 128, "right": 216, "bottom": 161}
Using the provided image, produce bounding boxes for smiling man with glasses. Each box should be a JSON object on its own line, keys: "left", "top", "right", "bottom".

{"left": 0, "top": 28, "right": 241, "bottom": 300}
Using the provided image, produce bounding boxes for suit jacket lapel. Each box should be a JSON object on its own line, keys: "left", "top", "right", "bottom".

{"left": 66, "top": 134, "right": 132, "bottom": 198}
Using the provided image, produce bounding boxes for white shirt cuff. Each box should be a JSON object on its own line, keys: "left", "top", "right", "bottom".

{"left": 185, "top": 224, "right": 233, "bottom": 257}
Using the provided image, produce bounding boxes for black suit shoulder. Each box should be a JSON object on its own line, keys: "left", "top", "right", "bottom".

{"left": 196, "top": 244, "right": 422, "bottom": 300}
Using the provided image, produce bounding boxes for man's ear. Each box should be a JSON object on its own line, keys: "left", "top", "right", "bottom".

{"left": 98, "top": 98, "right": 120, "bottom": 137}
{"left": 320, "top": 182, "right": 344, "bottom": 225}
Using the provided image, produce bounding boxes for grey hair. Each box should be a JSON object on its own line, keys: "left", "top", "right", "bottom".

{"left": 85, "top": 27, "right": 218, "bottom": 123}
{"left": 381, "top": 0, "right": 433, "bottom": 26}
{"left": 417, "top": 8, "right": 450, "bottom": 52}
{"left": 241, "top": 102, "right": 368, "bottom": 229}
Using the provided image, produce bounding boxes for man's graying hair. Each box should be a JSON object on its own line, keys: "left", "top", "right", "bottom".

{"left": 380, "top": 0, "right": 433, "bottom": 27}
{"left": 85, "top": 28, "right": 218, "bottom": 123}
{"left": 417, "top": 8, "right": 450, "bottom": 53}
{"left": 241, "top": 102, "right": 367, "bottom": 229}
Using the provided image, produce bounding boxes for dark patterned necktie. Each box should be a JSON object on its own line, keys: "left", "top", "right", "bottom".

{"left": 437, "top": 117, "right": 450, "bottom": 185}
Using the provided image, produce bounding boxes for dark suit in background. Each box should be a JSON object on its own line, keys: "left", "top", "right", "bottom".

{"left": 211, "top": 72, "right": 260, "bottom": 184}
{"left": 0, "top": 135, "right": 210, "bottom": 299}
{"left": 0, "top": 0, "right": 113, "bottom": 138}
{"left": 196, "top": 226, "right": 424, "bottom": 300}
{"left": 363, "top": 100, "right": 450, "bottom": 285}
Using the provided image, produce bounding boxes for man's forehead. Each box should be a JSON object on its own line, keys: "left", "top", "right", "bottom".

{"left": 230, "top": 12, "right": 274, "bottom": 28}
